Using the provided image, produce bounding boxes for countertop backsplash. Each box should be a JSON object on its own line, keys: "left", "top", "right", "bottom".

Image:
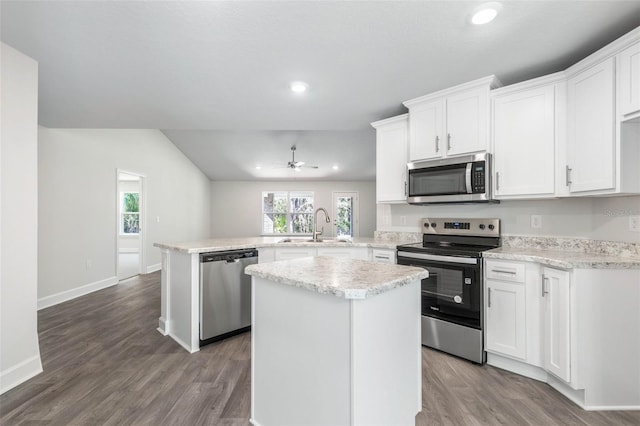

{"left": 501, "top": 235, "right": 640, "bottom": 258}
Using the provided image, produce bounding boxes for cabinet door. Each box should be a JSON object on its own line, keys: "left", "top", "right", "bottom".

{"left": 375, "top": 116, "right": 408, "bottom": 203}
{"left": 493, "top": 85, "right": 555, "bottom": 197}
{"left": 619, "top": 41, "right": 640, "bottom": 117}
{"left": 275, "top": 248, "right": 316, "bottom": 261}
{"left": 258, "top": 248, "right": 276, "bottom": 263}
{"left": 408, "top": 99, "right": 444, "bottom": 161}
{"left": 317, "top": 247, "right": 369, "bottom": 260}
{"left": 567, "top": 59, "right": 615, "bottom": 193}
{"left": 446, "top": 87, "right": 489, "bottom": 156}
{"left": 485, "top": 279, "right": 526, "bottom": 360}
{"left": 543, "top": 267, "right": 571, "bottom": 382}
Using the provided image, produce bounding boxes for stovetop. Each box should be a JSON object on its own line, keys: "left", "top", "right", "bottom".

{"left": 397, "top": 241, "right": 497, "bottom": 258}
{"left": 396, "top": 217, "right": 502, "bottom": 259}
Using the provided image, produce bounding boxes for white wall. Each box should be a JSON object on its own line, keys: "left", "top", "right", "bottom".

{"left": 378, "top": 195, "right": 640, "bottom": 243}
{"left": 0, "top": 43, "right": 43, "bottom": 393}
{"left": 210, "top": 181, "right": 376, "bottom": 238}
{"left": 38, "top": 128, "right": 211, "bottom": 305}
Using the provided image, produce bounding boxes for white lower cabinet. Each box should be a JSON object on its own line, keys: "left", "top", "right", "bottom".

{"left": 275, "top": 247, "right": 316, "bottom": 261}
{"left": 485, "top": 260, "right": 570, "bottom": 381}
{"left": 542, "top": 267, "right": 572, "bottom": 383}
{"left": 258, "top": 248, "right": 275, "bottom": 264}
{"left": 485, "top": 279, "right": 526, "bottom": 360}
{"left": 272, "top": 246, "right": 374, "bottom": 262}
{"left": 317, "top": 247, "right": 369, "bottom": 260}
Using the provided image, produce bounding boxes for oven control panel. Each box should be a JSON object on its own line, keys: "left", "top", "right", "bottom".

{"left": 421, "top": 218, "right": 500, "bottom": 237}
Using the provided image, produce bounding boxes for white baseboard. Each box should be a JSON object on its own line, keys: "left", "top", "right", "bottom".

{"left": 168, "top": 332, "right": 199, "bottom": 354}
{"left": 0, "top": 355, "right": 43, "bottom": 395}
{"left": 37, "top": 276, "right": 118, "bottom": 310}
{"left": 157, "top": 317, "right": 169, "bottom": 335}
{"left": 146, "top": 263, "right": 161, "bottom": 274}
{"left": 118, "top": 248, "right": 139, "bottom": 254}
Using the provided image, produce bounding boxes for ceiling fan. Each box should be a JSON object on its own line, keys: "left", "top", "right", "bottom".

{"left": 286, "top": 145, "right": 318, "bottom": 172}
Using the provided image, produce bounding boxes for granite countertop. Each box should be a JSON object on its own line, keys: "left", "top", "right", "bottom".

{"left": 154, "top": 236, "right": 406, "bottom": 254}
{"left": 484, "top": 247, "right": 640, "bottom": 269}
{"left": 245, "top": 256, "right": 428, "bottom": 299}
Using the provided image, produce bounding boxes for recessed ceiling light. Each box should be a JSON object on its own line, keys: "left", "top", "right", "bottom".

{"left": 255, "top": 166, "right": 261, "bottom": 170}
{"left": 471, "top": 2, "right": 501, "bottom": 25}
{"left": 290, "top": 81, "right": 309, "bottom": 93}
{"left": 332, "top": 165, "right": 339, "bottom": 170}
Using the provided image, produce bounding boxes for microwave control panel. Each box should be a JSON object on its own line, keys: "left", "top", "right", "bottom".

{"left": 471, "top": 162, "right": 486, "bottom": 193}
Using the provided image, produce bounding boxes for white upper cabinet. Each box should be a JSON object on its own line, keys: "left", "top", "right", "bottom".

{"left": 407, "top": 98, "right": 443, "bottom": 160}
{"left": 404, "top": 75, "right": 500, "bottom": 162}
{"left": 371, "top": 114, "right": 408, "bottom": 204}
{"left": 618, "top": 41, "right": 640, "bottom": 118}
{"left": 566, "top": 58, "right": 616, "bottom": 194}
{"left": 492, "top": 76, "right": 561, "bottom": 198}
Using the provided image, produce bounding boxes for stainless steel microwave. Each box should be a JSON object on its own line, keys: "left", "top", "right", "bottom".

{"left": 407, "top": 153, "right": 494, "bottom": 204}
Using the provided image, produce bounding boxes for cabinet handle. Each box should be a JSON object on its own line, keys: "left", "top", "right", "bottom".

{"left": 541, "top": 275, "right": 549, "bottom": 297}
{"left": 496, "top": 172, "right": 500, "bottom": 192}
{"left": 492, "top": 268, "right": 516, "bottom": 275}
{"left": 374, "top": 255, "right": 389, "bottom": 259}
{"left": 488, "top": 288, "right": 492, "bottom": 308}
{"left": 435, "top": 136, "right": 440, "bottom": 153}
{"left": 566, "top": 166, "right": 572, "bottom": 186}
{"left": 447, "top": 133, "right": 452, "bottom": 151}
{"left": 404, "top": 181, "right": 407, "bottom": 196}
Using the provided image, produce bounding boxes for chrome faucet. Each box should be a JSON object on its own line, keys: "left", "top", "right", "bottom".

{"left": 313, "top": 208, "right": 331, "bottom": 242}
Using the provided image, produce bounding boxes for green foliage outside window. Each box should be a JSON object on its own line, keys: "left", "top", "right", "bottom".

{"left": 122, "top": 192, "right": 140, "bottom": 234}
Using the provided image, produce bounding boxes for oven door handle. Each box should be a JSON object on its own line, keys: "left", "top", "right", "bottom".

{"left": 397, "top": 251, "right": 478, "bottom": 265}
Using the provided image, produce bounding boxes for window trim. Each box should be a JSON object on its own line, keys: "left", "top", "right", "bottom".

{"left": 120, "top": 191, "right": 140, "bottom": 236}
{"left": 261, "top": 191, "right": 314, "bottom": 236}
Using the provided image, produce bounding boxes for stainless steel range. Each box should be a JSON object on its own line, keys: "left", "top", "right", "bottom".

{"left": 396, "top": 218, "right": 500, "bottom": 364}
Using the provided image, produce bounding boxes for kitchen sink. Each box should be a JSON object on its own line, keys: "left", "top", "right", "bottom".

{"left": 277, "top": 238, "right": 350, "bottom": 243}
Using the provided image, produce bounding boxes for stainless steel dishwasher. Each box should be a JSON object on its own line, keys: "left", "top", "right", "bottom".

{"left": 199, "top": 248, "right": 258, "bottom": 346}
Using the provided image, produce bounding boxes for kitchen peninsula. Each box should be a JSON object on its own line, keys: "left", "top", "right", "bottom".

{"left": 246, "top": 256, "right": 427, "bottom": 425}
{"left": 154, "top": 237, "right": 414, "bottom": 353}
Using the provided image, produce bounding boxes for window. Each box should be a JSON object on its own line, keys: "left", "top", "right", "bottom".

{"left": 120, "top": 192, "right": 140, "bottom": 234}
{"left": 262, "top": 191, "right": 314, "bottom": 234}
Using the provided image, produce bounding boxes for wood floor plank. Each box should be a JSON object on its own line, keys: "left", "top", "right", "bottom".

{"left": 2, "top": 271, "right": 639, "bottom": 425}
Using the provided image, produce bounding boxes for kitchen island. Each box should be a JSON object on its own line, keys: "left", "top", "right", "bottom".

{"left": 245, "top": 256, "right": 428, "bottom": 426}
{"left": 154, "top": 236, "right": 415, "bottom": 353}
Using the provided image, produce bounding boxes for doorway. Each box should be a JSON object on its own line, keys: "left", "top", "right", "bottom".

{"left": 332, "top": 191, "right": 359, "bottom": 238}
{"left": 116, "top": 171, "right": 145, "bottom": 281}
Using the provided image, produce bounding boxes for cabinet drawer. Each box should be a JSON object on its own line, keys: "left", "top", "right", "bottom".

{"left": 485, "top": 260, "right": 525, "bottom": 283}
{"left": 371, "top": 249, "right": 396, "bottom": 264}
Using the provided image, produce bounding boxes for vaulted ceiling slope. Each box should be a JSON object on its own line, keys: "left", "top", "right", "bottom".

{"left": 2, "top": 1, "right": 639, "bottom": 180}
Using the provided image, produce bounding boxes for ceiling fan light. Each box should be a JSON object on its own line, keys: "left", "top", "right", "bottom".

{"left": 294, "top": 167, "right": 301, "bottom": 172}
{"left": 471, "top": 2, "right": 501, "bottom": 25}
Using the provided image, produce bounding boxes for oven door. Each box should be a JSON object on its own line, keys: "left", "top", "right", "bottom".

{"left": 397, "top": 251, "right": 481, "bottom": 329}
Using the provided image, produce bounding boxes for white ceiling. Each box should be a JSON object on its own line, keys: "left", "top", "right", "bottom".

{"left": 2, "top": 1, "right": 639, "bottom": 181}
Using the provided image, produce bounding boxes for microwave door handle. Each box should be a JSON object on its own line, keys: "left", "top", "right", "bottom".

{"left": 465, "top": 163, "right": 473, "bottom": 194}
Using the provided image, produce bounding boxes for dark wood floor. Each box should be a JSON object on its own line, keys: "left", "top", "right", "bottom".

{"left": 1, "top": 272, "right": 639, "bottom": 425}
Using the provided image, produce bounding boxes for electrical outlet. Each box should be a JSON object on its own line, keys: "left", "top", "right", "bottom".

{"left": 344, "top": 289, "right": 366, "bottom": 299}
{"left": 156, "top": 216, "right": 161, "bottom": 223}
{"left": 629, "top": 216, "right": 640, "bottom": 232}
{"left": 400, "top": 215, "right": 407, "bottom": 225}
{"left": 85, "top": 259, "right": 92, "bottom": 269}
{"left": 530, "top": 215, "right": 542, "bottom": 229}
